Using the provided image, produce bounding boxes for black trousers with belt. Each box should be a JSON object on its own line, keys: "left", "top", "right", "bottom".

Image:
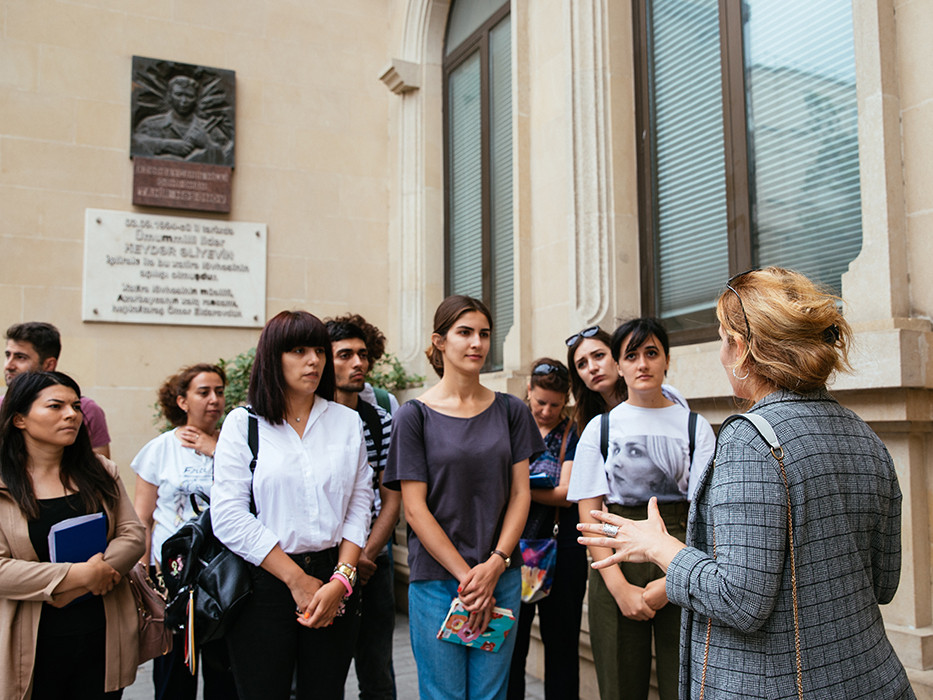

{"left": 225, "top": 548, "right": 361, "bottom": 700}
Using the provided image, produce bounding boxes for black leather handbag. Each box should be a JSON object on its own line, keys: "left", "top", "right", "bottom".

{"left": 161, "top": 409, "right": 259, "bottom": 649}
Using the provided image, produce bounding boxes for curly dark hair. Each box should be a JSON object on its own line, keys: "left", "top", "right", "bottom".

{"left": 157, "top": 363, "right": 226, "bottom": 427}
{"left": 326, "top": 313, "right": 386, "bottom": 364}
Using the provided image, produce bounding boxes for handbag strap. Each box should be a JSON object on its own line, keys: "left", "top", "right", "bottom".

{"left": 700, "top": 413, "right": 802, "bottom": 700}
{"left": 549, "top": 419, "right": 573, "bottom": 532}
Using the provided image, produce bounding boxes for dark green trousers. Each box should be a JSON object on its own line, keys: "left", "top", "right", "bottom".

{"left": 587, "top": 501, "right": 688, "bottom": 700}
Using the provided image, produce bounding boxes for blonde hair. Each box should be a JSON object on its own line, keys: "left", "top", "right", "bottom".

{"left": 717, "top": 267, "right": 852, "bottom": 393}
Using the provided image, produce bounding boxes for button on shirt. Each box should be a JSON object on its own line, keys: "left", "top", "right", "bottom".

{"left": 211, "top": 402, "right": 373, "bottom": 566}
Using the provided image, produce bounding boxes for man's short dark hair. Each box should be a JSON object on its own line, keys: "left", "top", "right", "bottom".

{"left": 5, "top": 322, "right": 61, "bottom": 363}
{"left": 325, "top": 320, "right": 367, "bottom": 345}
{"left": 326, "top": 314, "right": 386, "bottom": 363}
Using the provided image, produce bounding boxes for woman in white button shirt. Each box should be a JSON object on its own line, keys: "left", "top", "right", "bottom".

{"left": 211, "top": 310, "right": 373, "bottom": 700}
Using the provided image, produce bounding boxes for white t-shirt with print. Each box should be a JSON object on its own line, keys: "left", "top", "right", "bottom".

{"left": 568, "top": 402, "right": 715, "bottom": 506}
{"left": 131, "top": 428, "right": 214, "bottom": 564}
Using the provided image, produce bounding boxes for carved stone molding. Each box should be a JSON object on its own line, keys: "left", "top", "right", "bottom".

{"left": 379, "top": 59, "right": 421, "bottom": 95}
{"left": 569, "top": 0, "right": 612, "bottom": 325}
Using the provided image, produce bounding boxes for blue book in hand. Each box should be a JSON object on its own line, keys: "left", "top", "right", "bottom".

{"left": 48, "top": 512, "right": 107, "bottom": 564}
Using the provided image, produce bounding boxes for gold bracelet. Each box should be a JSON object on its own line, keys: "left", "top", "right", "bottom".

{"left": 334, "top": 562, "right": 358, "bottom": 588}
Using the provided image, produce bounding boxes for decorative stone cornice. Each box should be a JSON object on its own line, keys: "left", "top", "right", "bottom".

{"left": 378, "top": 58, "right": 421, "bottom": 95}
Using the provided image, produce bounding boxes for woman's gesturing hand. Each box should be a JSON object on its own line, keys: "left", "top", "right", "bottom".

{"left": 577, "top": 497, "right": 685, "bottom": 571}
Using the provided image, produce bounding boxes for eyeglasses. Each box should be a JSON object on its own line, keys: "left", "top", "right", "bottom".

{"left": 724, "top": 269, "right": 758, "bottom": 342}
{"left": 532, "top": 363, "right": 568, "bottom": 378}
{"left": 565, "top": 326, "right": 600, "bottom": 347}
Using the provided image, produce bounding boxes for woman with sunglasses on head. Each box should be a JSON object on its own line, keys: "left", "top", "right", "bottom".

{"left": 210, "top": 310, "right": 373, "bottom": 699}
{"left": 565, "top": 326, "right": 688, "bottom": 436}
{"left": 567, "top": 318, "right": 715, "bottom": 700}
{"left": 579, "top": 268, "right": 912, "bottom": 699}
{"left": 0, "top": 371, "right": 146, "bottom": 700}
{"left": 507, "top": 358, "right": 587, "bottom": 700}
{"left": 131, "top": 363, "right": 238, "bottom": 700}
{"left": 384, "top": 295, "right": 543, "bottom": 700}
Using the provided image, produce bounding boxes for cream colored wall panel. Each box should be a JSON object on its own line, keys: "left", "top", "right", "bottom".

{"left": 76, "top": 99, "right": 131, "bottom": 150}
{"left": 0, "top": 139, "right": 124, "bottom": 194}
{"left": 130, "top": 19, "right": 227, "bottom": 69}
{"left": 182, "top": 0, "right": 267, "bottom": 36}
{"left": 37, "top": 46, "right": 125, "bottom": 102}
{"left": 0, "top": 90, "right": 75, "bottom": 143}
{"left": 893, "top": 0, "right": 933, "bottom": 109}
{"left": 0, "top": 39, "right": 39, "bottom": 90}
{"left": 906, "top": 210, "right": 933, "bottom": 319}
{"left": 0, "top": 236, "right": 83, "bottom": 287}
{"left": 902, "top": 102, "right": 933, "bottom": 215}
{"left": 5, "top": 0, "right": 127, "bottom": 53}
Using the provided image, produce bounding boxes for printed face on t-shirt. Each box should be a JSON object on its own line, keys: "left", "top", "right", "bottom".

{"left": 606, "top": 434, "right": 688, "bottom": 504}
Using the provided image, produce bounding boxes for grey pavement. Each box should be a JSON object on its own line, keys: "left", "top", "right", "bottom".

{"left": 123, "top": 612, "right": 545, "bottom": 699}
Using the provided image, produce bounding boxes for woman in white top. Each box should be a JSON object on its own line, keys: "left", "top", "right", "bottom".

{"left": 131, "top": 363, "right": 237, "bottom": 700}
{"left": 211, "top": 310, "right": 373, "bottom": 700}
{"left": 567, "top": 318, "right": 714, "bottom": 700}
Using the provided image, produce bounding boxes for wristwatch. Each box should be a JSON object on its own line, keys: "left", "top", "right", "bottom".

{"left": 490, "top": 549, "right": 511, "bottom": 568}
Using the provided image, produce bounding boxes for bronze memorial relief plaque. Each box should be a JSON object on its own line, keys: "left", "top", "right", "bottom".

{"left": 131, "top": 56, "right": 235, "bottom": 213}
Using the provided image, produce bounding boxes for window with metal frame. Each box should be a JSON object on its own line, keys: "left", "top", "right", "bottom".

{"left": 444, "top": 1, "right": 512, "bottom": 371}
{"left": 634, "top": 0, "right": 862, "bottom": 343}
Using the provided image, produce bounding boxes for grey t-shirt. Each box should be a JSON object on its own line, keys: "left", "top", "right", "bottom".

{"left": 384, "top": 392, "right": 544, "bottom": 582}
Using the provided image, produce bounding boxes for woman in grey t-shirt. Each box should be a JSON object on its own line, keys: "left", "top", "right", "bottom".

{"left": 384, "top": 295, "right": 543, "bottom": 700}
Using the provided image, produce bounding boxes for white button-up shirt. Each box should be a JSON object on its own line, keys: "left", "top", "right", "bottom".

{"left": 211, "top": 402, "right": 373, "bottom": 566}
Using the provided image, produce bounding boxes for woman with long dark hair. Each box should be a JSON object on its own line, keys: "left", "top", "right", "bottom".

{"left": 384, "top": 295, "right": 543, "bottom": 700}
{"left": 0, "top": 371, "right": 145, "bottom": 699}
{"left": 579, "top": 269, "right": 913, "bottom": 698}
{"left": 507, "top": 358, "right": 587, "bottom": 700}
{"left": 131, "top": 363, "right": 237, "bottom": 700}
{"left": 211, "top": 310, "right": 373, "bottom": 699}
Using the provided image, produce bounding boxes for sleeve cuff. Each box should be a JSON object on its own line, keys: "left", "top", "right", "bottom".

{"left": 666, "top": 546, "right": 708, "bottom": 608}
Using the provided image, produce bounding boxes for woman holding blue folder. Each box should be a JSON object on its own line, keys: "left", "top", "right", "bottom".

{"left": 0, "top": 370, "right": 146, "bottom": 699}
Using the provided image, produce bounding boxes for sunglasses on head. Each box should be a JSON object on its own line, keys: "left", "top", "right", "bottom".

{"left": 565, "top": 326, "right": 600, "bottom": 347}
{"left": 724, "top": 269, "right": 758, "bottom": 342}
{"left": 532, "top": 363, "right": 568, "bottom": 378}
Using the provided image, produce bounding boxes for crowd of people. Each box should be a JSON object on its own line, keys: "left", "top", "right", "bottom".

{"left": 0, "top": 267, "right": 915, "bottom": 699}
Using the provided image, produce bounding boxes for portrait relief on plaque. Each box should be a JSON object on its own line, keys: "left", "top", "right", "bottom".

{"left": 131, "top": 57, "right": 235, "bottom": 167}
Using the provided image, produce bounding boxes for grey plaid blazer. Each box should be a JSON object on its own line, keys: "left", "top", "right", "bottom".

{"left": 667, "top": 389, "right": 913, "bottom": 699}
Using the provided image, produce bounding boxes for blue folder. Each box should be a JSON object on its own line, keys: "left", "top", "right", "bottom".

{"left": 48, "top": 512, "right": 107, "bottom": 563}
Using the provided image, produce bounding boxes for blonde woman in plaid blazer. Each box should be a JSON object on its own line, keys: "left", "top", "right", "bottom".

{"left": 579, "top": 268, "right": 913, "bottom": 699}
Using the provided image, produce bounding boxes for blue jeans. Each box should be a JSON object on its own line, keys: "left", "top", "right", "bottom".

{"left": 408, "top": 567, "right": 521, "bottom": 700}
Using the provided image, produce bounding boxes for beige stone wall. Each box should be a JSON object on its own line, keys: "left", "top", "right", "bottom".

{"left": 1, "top": 0, "right": 394, "bottom": 477}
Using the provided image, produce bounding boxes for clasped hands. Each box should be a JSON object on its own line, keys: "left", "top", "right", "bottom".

{"left": 456, "top": 557, "right": 504, "bottom": 638}
{"left": 290, "top": 573, "right": 347, "bottom": 629}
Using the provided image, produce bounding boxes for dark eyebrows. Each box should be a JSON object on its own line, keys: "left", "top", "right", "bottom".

{"left": 454, "top": 323, "right": 490, "bottom": 333}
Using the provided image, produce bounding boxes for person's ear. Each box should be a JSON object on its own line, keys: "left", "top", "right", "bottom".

{"left": 12, "top": 414, "right": 26, "bottom": 430}
{"left": 41, "top": 357, "right": 57, "bottom": 372}
{"left": 176, "top": 394, "right": 189, "bottom": 414}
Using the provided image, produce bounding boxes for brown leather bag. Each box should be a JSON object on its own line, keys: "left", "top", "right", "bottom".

{"left": 127, "top": 562, "right": 173, "bottom": 664}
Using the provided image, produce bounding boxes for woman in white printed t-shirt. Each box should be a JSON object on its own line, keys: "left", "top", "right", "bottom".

{"left": 131, "top": 362, "right": 238, "bottom": 700}
{"left": 567, "top": 318, "right": 715, "bottom": 700}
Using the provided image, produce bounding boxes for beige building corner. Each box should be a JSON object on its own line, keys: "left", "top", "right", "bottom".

{"left": 3, "top": 0, "right": 933, "bottom": 696}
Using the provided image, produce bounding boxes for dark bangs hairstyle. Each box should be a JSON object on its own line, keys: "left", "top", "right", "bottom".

{"left": 609, "top": 317, "right": 671, "bottom": 362}
{"left": 566, "top": 326, "right": 626, "bottom": 433}
{"left": 248, "top": 310, "right": 335, "bottom": 424}
{"left": 0, "top": 371, "right": 119, "bottom": 520}
{"left": 158, "top": 363, "right": 227, "bottom": 427}
{"left": 425, "top": 295, "right": 493, "bottom": 378}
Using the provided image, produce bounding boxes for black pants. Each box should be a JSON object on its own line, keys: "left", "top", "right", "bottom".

{"left": 31, "top": 626, "right": 123, "bottom": 700}
{"left": 225, "top": 549, "right": 361, "bottom": 700}
{"left": 507, "top": 542, "right": 588, "bottom": 700}
{"left": 153, "top": 634, "right": 238, "bottom": 700}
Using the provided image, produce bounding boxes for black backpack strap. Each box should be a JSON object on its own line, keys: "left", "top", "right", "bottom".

{"left": 600, "top": 412, "right": 610, "bottom": 462}
{"left": 356, "top": 399, "right": 384, "bottom": 459}
{"left": 246, "top": 407, "right": 259, "bottom": 514}
{"left": 688, "top": 411, "right": 698, "bottom": 463}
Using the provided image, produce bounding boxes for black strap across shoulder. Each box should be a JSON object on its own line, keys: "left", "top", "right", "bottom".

{"left": 356, "top": 399, "right": 384, "bottom": 458}
{"left": 599, "top": 409, "right": 697, "bottom": 463}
